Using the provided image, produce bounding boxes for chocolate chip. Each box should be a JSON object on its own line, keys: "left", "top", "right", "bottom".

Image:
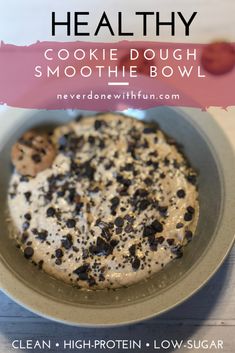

{"left": 114, "top": 217, "right": 124, "bottom": 227}
{"left": 143, "top": 226, "right": 155, "bottom": 237}
{"left": 66, "top": 219, "right": 76, "bottom": 228}
{"left": 24, "top": 191, "right": 31, "bottom": 202}
{"left": 132, "top": 257, "right": 140, "bottom": 270}
{"left": 152, "top": 220, "right": 163, "bottom": 233}
{"left": 55, "top": 249, "right": 64, "bottom": 258}
{"left": 164, "top": 158, "right": 170, "bottom": 166}
{"left": 156, "top": 236, "right": 165, "bottom": 244}
{"left": 158, "top": 206, "right": 168, "bottom": 215}
{"left": 184, "top": 212, "right": 193, "bottom": 221}
{"left": 88, "top": 135, "right": 95, "bottom": 144}
{"left": 110, "top": 196, "right": 120, "bottom": 207}
{"left": 177, "top": 189, "right": 186, "bottom": 198}
{"left": 176, "top": 222, "right": 184, "bottom": 229}
{"left": 88, "top": 277, "right": 96, "bottom": 287}
{"left": 96, "top": 220, "right": 111, "bottom": 240}
{"left": 22, "top": 221, "right": 30, "bottom": 231}
{"left": 73, "top": 264, "right": 90, "bottom": 280}
{"left": 123, "top": 163, "right": 134, "bottom": 171}
{"left": 139, "top": 199, "right": 150, "bottom": 211}
{"left": 78, "top": 272, "right": 89, "bottom": 281}
{"left": 47, "top": 207, "right": 56, "bottom": 217}
{"left": 124, "top": 224, "right": 133, "bottom": 233}
{"left": 144, "top": 177, "right": 153, "bottom": 186}
{"left": 185, "top": 230, "right": 193, "bottom": 242}
{"left": 148, "top": 235, "right": 158, "bottom": 251}
{"left": 37, "top": 230, "right": 48, "bottom": 241}
{"left": 143, "top": 126, "right": 158, "bottom": 134}
{"left": 187, "top": 206, "right": 195, "bottom": 214}
{"left": 101, "top": 228, "right": 111, "bottom": 241}
{"left": 110, "top": 239, "right": 119, "bottom": 248}
{"left": 75, "top": 202, "right": 84, "bottom": 215}
{"left": 32, "top": 154, "right": 42, "bottom": 163}
{"left": 20, "top": 176, "right": 29, "bottom": 182}
{"left": 24, "top": 213, "right": 31, "bottom": 221}
{"left": 124, "top": 214, "right": 134, "bottom": 224}
{"left": 129, "top": 244, "right": 136, "bottom": 256}
{"left": 99, "top": 140, "right": 105, "bottom": 149}
{"left": 21, "top": 232, "right": 29, "bottom": 244}
{"left": 115, "top": 227, "right": 122, "bottom": 235}
{"left": 171, "top": 245, "right": 183, "bottom": 258}
{"left": 61, "top": 235, "right": 73, "bottom": 249}
{"left": 58, "top": 135, "right": 68, "bottom": 149}
{"left": 89, "top": 237, "right": 112, "bottom": 256}
{"left": 24, "top": 246, "right": 34, "bottom": 259}
{"left": 134, "top": 189, "right": 148, "bottom": 198}
{"left": 116, "top": 175, "right": 131, "bottom": 187}
{"left": 167, "top": 238, "right": 175, "bottom": 246}
{"left": 187, "top": 174, "right": 197, "bottom": 185}
{"left": 55, "top": 258, "right": 62, "bottom": 265}
{"left": 94, "top": 120, "right": 103, "bottom": 130}
{"left": 38, "top": 260, "right": 44, "bottom": 269}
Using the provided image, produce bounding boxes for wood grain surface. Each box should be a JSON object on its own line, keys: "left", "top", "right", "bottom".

{"left": 0, "top": 0, "right": 235, "bottom": 345}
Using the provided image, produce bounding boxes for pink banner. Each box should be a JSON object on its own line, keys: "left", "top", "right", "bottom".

{"left": 0, "top": 40, "right": 234, "bottom": 110}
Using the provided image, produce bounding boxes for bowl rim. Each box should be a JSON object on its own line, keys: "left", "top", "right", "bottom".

{"left": 0, "top": 106, "right": 234, "bottom": 327}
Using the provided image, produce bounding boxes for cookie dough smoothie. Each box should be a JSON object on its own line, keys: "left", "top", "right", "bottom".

{"left": 8, "top": 114, "right": 199, "bottom": 290}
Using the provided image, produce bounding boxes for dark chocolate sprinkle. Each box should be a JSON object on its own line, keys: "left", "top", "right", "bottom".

{"left": 36, "top": 230, "right": 48, "bottom": 241}
{"left": 177, "top": 189, "right": 186, "bottom": 198}
{"left": 73, "top": 264, "right": 90, "bottom": 280}
{"left": 129, "top": 244, "right": 136, "bottom": 256}
{"left": 32, "top": 154, "right": 42, "bottom": 163}
{"left": 24, "top": 213, "right": 31, "bottom": 221}
{"left": 55, "top": 248, "right": 64, "bottom": 258}
{"left": 187, "top": 206, "right": 195, "bottom": 214}
{"left": 151, "top": 220, "right": 163, "bottom": 233}
{"left": 185, "top": 230, "right": 193, "bottom": 242}
{"left": 61, "top": 235, "right": 73, "bottom": 249}
{"left": 132, "top": 257, "right": 140, "bottom": 270}
{"left": 167, "top": 238, "right": 175, "bottom": 246}
{"left": 46, "top": 207, "right": 56, "bottom": 217}
{"left": 24, "top": 192, "right": 31, "bottom": 202}
{"left": 55, "top": 258, "right": 62, "bottom": 265}
{"left": 156, "top": 236, "right": 165, "bottom": 244}
{"left": 114, "top": 217, "right": 124, "bottom": 228}
{"left": 187, "top": 174, "right": 197, "bottom": 185}
{"left": 144, "top": 177, "right": 153, "bottom": 186}
{"left": 24, "top": 246, "right": 34, "bottom": 259}
{"left": 143, "top": 226, "right": 156, "bottom": 237}
{"left": 143, "top": 126, "right": 158, "bottom": 134}
{"left": 66, "top": 219, "right": 76, "bottom": 228}
{"left": 171, "top": 245, "right": 183, "bottom": 258}
{"left": 138, "top": 199, "right": 150, "bottom": 211}
{"left": 184, "top": 212, "right": 193, "bottom": 221}
{"left": 94, "top": 120, "right": 103, "bottom": 130}
{"left": 110, "top": 196, "right": 120, "bottom": 207}
{"left": 22, "top": 221, "right": 30, "bottom": 231}
{"left": 124, "top": 224, "right": 133, "bottom": 233}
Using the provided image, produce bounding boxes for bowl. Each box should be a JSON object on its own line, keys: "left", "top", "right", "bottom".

{"left": 0, "top": 106, "right": 234, "bottom": 326}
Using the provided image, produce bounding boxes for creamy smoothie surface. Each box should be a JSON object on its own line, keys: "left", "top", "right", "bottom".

{"left": 8, "top": 114, "right": 199, "bottom": 289}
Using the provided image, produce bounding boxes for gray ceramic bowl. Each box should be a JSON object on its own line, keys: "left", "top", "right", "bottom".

{"left": 0, "top": 107, "right": 234, "bottom": 326}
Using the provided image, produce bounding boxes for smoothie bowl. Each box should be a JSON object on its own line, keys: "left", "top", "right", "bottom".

{"left": 0, "top": 106, "right": 234, "bottom": 326}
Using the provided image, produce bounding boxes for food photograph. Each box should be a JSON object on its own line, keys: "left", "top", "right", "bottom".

{"left": 0, "top": 1, "right": 234, "bottom": 353}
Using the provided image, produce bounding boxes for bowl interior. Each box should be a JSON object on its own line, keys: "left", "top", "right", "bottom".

{"left": 0, "top": 107, "right": 222, "bottom": 309}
